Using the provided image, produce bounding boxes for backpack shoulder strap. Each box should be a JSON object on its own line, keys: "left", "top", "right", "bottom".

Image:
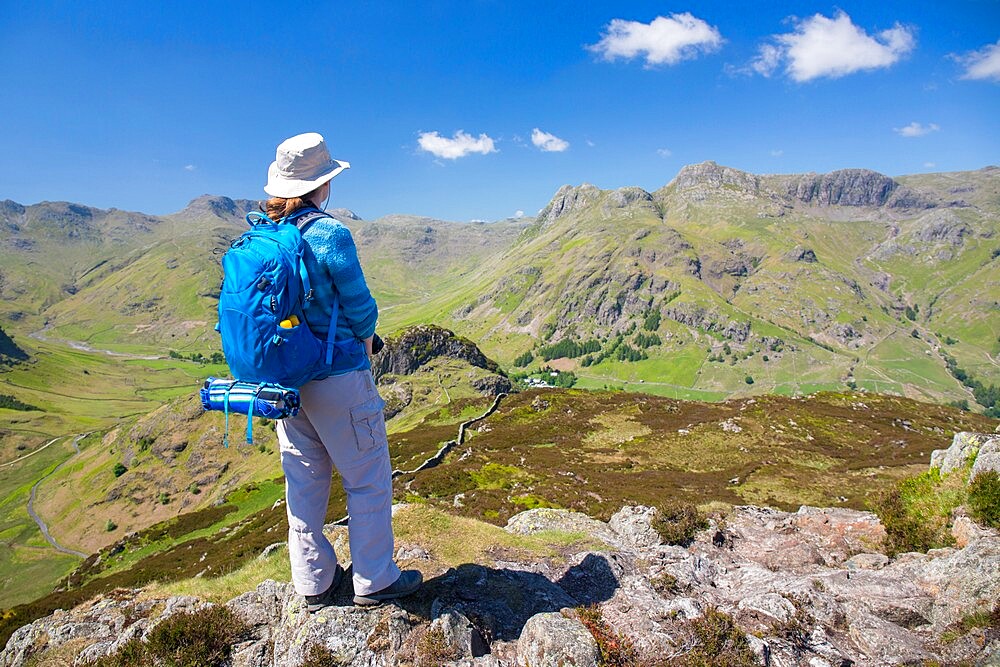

{"left": 286, "top": 208, "right": 329, "bottom": 233}
{"left": 279, "top": 208, "right": 331, "bottom": 310}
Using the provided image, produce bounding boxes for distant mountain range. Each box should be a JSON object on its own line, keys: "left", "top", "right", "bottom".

{"left": 1, "top": 163, "right": 997, "bottom": 406}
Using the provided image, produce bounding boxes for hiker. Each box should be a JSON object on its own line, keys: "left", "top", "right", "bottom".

{"left": 262, "top": 132, "right": 421, "bottom": 610}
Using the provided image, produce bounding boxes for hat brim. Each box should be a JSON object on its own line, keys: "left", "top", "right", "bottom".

{"left": 264, "top": 159, "right": 350, "bottom": 198}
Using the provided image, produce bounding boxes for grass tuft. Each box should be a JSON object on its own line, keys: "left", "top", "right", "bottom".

{"left": 82, "top": 605, "right": 249, "bottom": 667}
{"left": 415, "top": 627, "right": 458, "bottom": 667}
{"left": 869, "top": 467, "right": 962, "bottom": 556}
{"left": 968, "top": 470, "right": 1000, "bottom": 529}
{"left": 301, "top": 643, "right": 350, "bottom": 666}
{"left": 674, "top": 607, "right": 758, "bottom": 667}
{"left": 652, "top": 501, "right": 708, "bottom": 547}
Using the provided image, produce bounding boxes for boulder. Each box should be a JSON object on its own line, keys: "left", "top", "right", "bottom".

{"left": 934, "top": 432, "right": 992, "bottom": 474}
{"left": 971, "top": 438, "right": 1000, "bottom": 478}
{"left": 516, "top": 612, "right": 599, "bottom": 667}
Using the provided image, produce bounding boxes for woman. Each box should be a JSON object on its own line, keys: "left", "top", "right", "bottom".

{"left": 262, "top": 132, "right": 421, "bottom": 610}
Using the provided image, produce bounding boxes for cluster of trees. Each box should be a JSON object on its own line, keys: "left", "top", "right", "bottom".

{"left": 634, "top": 332, "right": 662, "bottom": 349}
{"left": 523, "top": 326, "right": 664, "bottom": 370}
{"left": 0, "top": 394, "right": 39, "bottom": 411}
{"left": 643, "top": 309, "right": 661, "bottom": 332}
{"left": 547, "top": 370, "right": 577, "bottom": 388}
{"left": 512, "top": 351, "right": 534, "bottom": 367}
{"left": 581, "top": 333, "right": 647, "bottom": 366}
{"left": 168, "top": 350, "right": 225, "bottom": 364}
{"left": 944, "top": 354, "right": 1000, "bottom": 418}
{"left": 536, "top": 338, "right": 601, "bottom": 361}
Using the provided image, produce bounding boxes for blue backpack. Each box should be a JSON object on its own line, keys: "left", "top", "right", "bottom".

{"left": 217, "top": 207, "right": 340, "bottom": 389}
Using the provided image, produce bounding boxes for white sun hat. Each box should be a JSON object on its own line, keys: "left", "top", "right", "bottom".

{"left": 264, "top": 132, "right": 350, "bottom": 198}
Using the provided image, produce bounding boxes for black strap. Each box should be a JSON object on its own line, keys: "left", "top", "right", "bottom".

{"left": 287, "top": 208, "right": 329, "bottom": 232}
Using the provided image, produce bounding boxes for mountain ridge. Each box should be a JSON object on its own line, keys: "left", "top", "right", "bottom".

{"left": 1, "top": 162, "right": 997, "bottom": 410}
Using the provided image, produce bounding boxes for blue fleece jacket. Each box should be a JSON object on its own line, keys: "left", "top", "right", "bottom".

{"left": 298, "top": 215, "right": 377, "bottom": 375}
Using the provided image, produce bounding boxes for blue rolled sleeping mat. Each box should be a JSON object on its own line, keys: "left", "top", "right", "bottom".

{"left": 200, "top": 377, "right": 300, "bottom": 447}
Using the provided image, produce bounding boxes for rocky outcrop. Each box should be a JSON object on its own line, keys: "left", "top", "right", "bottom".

{"left": 328, "top": 207, "right": 362, "bottom": 222}
{"left": 555, "top": 270, "right": 662, "bottom": 333}
{"left": 785, "top": 246, "right": 818, "bottom": 263}
{"left": 663, "top": 304, "right": 751, "bottom": 342}
{"left": 371, "top": 325, "right": 504, "bottom": 382}
{"left": 470, "top": 375, "right": 514, "bottom": 396}
{"left": 5, "top": 502, "right": 998, "bottom": 666}
{"left": 179, "top": 195, "right": 257, "bottom": 220}
{"left": 672, "top": 161, "right": 761, "bottom": 195}
{"left": 786, "top": 169, "right": 931, "bottom": 209}
{"left": 601, "top": 187, "right": 657, "bottom": 217}
{"left": 536, "top": 184, "right": 602, "bottom": 224}
{"left": 932, "top": 431, "right": 1000, "bottom": 476}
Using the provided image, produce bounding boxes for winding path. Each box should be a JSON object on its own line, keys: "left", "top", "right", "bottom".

{"left": 29, "top": 327, "right": 162, "bottom": 361}
{"left": 0, "top": 437, "right": 63, "bottom": 469}
{"left": 26, "top": 433, "right": 90, "bottom": 559}
{"left": 329, "top": 393, "right": 509, "bottom": 527}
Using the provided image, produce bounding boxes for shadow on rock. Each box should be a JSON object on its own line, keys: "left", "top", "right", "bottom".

{"left": 393, "top": 554, "right": 620, "bottom": 643}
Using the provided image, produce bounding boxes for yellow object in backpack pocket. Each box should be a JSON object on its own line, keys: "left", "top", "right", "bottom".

{"left": 279, "top": 315, "right": 301, "bottom": 329}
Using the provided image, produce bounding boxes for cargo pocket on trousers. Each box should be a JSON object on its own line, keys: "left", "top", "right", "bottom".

{"left": 350, "top": 396, "right": 387, "bottom": 452}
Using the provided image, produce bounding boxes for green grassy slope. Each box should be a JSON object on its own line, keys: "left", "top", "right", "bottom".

{"left": 381, "top": 163, "right": 998, "bottom": 407}
{"left": 3, "top": 166, "right": 996, "bottom": 406}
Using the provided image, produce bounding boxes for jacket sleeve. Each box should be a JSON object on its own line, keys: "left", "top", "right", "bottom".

{"left": 312, "top": 223, "right": 379, "bottom": 340}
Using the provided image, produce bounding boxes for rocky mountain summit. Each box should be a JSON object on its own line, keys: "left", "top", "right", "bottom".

{"left": 5, "top": 431, "right": 997, "bottom": 667}
{"left": 371, "top": 325, "right": 506, "bottom": 384}
{"left": 178, "top": 195, "right": 258, "bottom": 220}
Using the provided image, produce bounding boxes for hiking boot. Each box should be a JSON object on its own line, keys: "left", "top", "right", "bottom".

{"left": 304, "top": 564, "right": 344, "bottom": 612}
{"left": 353, "top": 570, "right": 422, "bottom": 606}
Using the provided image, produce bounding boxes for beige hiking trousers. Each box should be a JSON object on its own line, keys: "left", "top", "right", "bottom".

{"left": 277, "top": 369, "right": 400, "bottom": 597}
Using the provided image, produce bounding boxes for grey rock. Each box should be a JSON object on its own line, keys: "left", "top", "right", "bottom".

{"left": 662, "top": 597, "right": 704, "bottom": 620}
{"left": 328, "top": 207, "right": 362, "bottom": 221}
{"left": 516, "top": 612, "right": 599, "bottom": 667}
{"left": 971, "top": 438, "right": 1000, "bottom": 478}
{"left": 844, "top": 553, "right": 890, "bottom": 570}
{"left": 430, "top": 607, "right": 487, "bottom": 661}
{"left": 930, "top": 448, "right": 947, "bottom": 469}
{"left": 5, "top": 502, "right": 1000, "bottom": 667}
{"left": 937, "top": 432, "right": 994, "bottom": 474}
{"left": 370, "top": 324, "right": 503, "bottom": 381}
{"left": 786, "top": 169, "right": 931, "bottom": 209}
{"left": 470, "top": 374, "right": 514, "bottom": 396}
{"left": 537, "top": 184, "right": 602, "bottom": 224}
{"left": 608, "top": 505, "right": 662, "bottom": 550}
{"left": 737, "top": 593, "right": 797, "bottom": 623}
{"left": 786, "top": 246, "right": 818, "bottom": 263}
{"left": 673, "top": 161, "right": 761, "bottom": 195}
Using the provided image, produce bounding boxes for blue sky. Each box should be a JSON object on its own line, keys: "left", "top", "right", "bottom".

{"left": 2, "top": 1, "right": 998, "bottom": 221}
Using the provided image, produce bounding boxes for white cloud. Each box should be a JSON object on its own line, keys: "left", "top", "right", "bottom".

{"left": 923, "top": 162, "right": 936, "bottom": 169}
{"left": 514, "top": 210, "right": 525, "bottom": 218}
{"left": 589, "top": 13, "right": 723, "bottom": 67}
{"left": 770, "top": 149, "right": 784, "bottom": 157}
{"left": 957, "top": 40, "right": 1000, "bottom": 82}
{"left": 531, "top": 128, "right": 570, "bottom": 152}
{"left": 417, "top": 130, "right": 497, "bottom": 159}
{"left": 750, "top": 12, "right": 915, "bottom": 82}
{"left": 894, "top": 122, "right": 940, "bottom": 137}
{"left": 184, "top": 164, "right": 196, "bottom": 171}
{"left": 751, "top": 44, "right": 783, "bottom": 77}
{"left": 656, "top": 148, "right": 673, "bottom": 158}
